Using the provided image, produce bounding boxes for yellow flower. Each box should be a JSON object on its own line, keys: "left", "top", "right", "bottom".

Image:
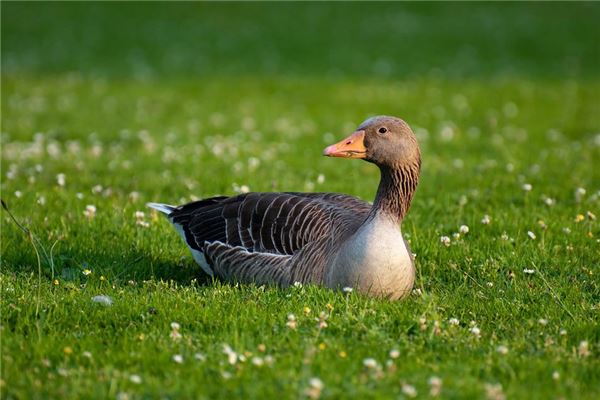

{"left": 303, "top": 306, "right": 311, "bottom": 315}
{"left": 63, "top": 346, "right": 73, "bottom": 355}
{"left": 82, "top": 269, "right": 92, "bottom": 276}
{"left": 53, "top": 279, "right": 59, "bottom": 286}
{"left": 318, "top": 343, "right": 326, "bottom": 350}
{"left": 100, "top": 275, "right": 106, "bottom": 281}
{"left": 339, "top": 351, "right": 347, "bottom": 358}
{"left": 575, "top": 214, "right": 585, "bottom": 223}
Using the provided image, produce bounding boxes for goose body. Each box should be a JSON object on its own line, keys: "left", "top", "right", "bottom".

{"left": 149, "top": 116, "right": 420, "bottom": 299}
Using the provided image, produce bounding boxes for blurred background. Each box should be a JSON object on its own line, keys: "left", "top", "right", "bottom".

{"left": 1, "top": 2, "right": 599, "bottom": 271}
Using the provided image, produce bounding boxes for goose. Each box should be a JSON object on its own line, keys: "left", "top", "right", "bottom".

{"left": 148, "top": 116, "right": 421, "bottom": 299}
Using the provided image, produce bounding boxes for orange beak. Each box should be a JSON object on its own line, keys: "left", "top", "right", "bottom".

{"left": 323, "top": 130, "right": 367, "bottom": 158}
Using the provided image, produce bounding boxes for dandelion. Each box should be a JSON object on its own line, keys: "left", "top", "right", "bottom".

{"left": 91, "top": 295, "right": 113, "bottom": 306}
{"left": 575, "top": 214, "right": 585, "bottom": 223}
{"left": 257, "top": 344, "right": 266, "bottom": 352}
{"left": 82, "top": 269, "right": 92, "bottom": 276}
{"left": 428, "top": 376, "right": 443, "bottom": 397}
{"left": 440, "top": 236, "right": 451, "bottom": 246}
{"left": 578, "top": 340, "right": 590, "bottom": 358}
{"left": 523, "top": 268, "right": 535, "bottom": 274}
{"left": 53, "top": 279, "right": 60, "bottom": 285}
{"left": 481, "top": 214, "right": 491, "bottom": 225}
{"left": 286, "top": 313, "right": 297, "bottom": 330}
{"left": 522, "top": 183, "right": 532, "bottom": 192}
{"left": 303, "top": 306, "right": 311, "bottom": 316}
{"left": 496, "top": 345, "right": 509, "bottom": 355}
{"left": 83, "top": 204, "right": 97, "bottom": 218}
{"left": 305, "top": 377, "right": 324, "bottom": 399}
{"left": 389, "top": 349, "right": 400, "bottom": 359}
{"left": 448, "top": 317, "right": 460, "bottom": 326}
{"left": 129, "top": 374, "right": 142, "bottom": 384}
{"left": 401, "top": 383, "right": 417, "bottom": 398}
{"left": 339, "top": 351, "right": 347, "bottom": 358}
{"left": 63, "top": 346, "right": 73, "bottom": 355}
{"left": 172, "top": 354, "right": 184, "bottom": 364}
{"left": 56, "top": 173, "right": 66, "bottom": 187}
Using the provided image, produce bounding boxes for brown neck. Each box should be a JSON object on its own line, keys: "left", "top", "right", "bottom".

{"left": 369, "top": 160, "right": 420, "bottom": 224}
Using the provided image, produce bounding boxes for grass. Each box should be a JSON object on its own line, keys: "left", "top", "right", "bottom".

{"left": 1, "top": 2, "right": 600, "bottom": 399}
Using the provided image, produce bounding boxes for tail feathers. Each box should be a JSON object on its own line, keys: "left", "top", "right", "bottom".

{"left": 147, "top": 202, "right": 176, "bottom": 215}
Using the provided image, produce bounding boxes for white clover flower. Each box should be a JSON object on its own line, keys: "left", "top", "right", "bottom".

{"left": 172, "top": 354, "right": 183, "bottom": 364}
{"left": 194, "top": 353, "right": 206, "bottom": 361}
{"left": 523, "top": 268, "right": 535, "bottom": 274}
{"left": 129, "top": 374, "right": 142, "bottom": 384}
{"left": 252, "top": 356, "right": 264, "bottom": 366}
{"left": 448, "top": 318, "right": 460, "bottom": 326}
{"left": 56, "top": 173, "right": 66, "bottom": 187}
{"left": 522, "top": 183, "right": 532, "bottom": 191}
{"left": 389, "top": 349, "right": 400, "bottom": 359}
{"left": 578, "top": 341, "right": 590, "bottom": 357}
{"left": 440, "top": 236, "right": 451, "bottom": 246}
{"left": 527, "top": 231, "right": 536, "bottom": 240}
{"left": 469, "top": 326, "right": 481, "bottom": 338}
{"left": 496, "top": 345, "right": 509, "bottom": 355}
{"left": 317, "top": 174, "right": 325, "bottom": 184}
{"left": 83, "top": 204, "right": 97, "bottom": 218}
{"left": 342, "top": 286, "right": 353, "bottom": 293}
{"left": 82, "top": 351, "right": 92, "bottom": 358}
{"left": 538, "top": 319, "right": 548, "bottom": 326}
{"left": 135, "top": 211, "right": 145, "bottom": 220}
{"left": 305, "top": 377, "right": 324, "bottom": 399}
{"left": 362, "top": 358, "right": 378, "bottom": 369}
{"left": 575, "top": 187, "right": 586, "bottom": 202}
{"left": 481, "top": 214, "right": 491, "bottom": 225}
{"left": 91, "top": 295, "right": 113, "bottom": 306}
{"left": 459, "top": 225, "right": 469, "bottom": 234}
{"left": 401, "top": 383, "right": 417, "bottom": 398}
{"left": 428, "top": 376, "right": 442, "bottom": 397}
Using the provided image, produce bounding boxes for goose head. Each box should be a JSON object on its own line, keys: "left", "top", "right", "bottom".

{"left": 323, "top": 116, "right": 420, "bottom": 169}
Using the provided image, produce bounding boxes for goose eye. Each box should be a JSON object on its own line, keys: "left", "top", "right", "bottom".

{"left": 378, "top": 127, "right": 388, "bottom": 134}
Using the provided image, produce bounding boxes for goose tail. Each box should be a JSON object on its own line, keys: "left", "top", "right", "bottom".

{"left": 147, "top": 202, "right": 176, "bottom": 216}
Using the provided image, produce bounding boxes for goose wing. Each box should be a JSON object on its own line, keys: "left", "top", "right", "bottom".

{"left": 169, "top": 192, "right": 370, "bottom": 257}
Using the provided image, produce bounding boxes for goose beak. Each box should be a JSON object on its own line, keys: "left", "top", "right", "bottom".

{"left": 323, "top": 130, "right": 367, "bottom": 158}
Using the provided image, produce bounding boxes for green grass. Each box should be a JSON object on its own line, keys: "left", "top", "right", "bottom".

{"left": 1, "top": 2, "right": 599, "bottom": 399}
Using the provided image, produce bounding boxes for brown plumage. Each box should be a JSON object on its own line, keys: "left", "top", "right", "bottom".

{"left": 149, "top": 116, "right": 421, "bottom": 299}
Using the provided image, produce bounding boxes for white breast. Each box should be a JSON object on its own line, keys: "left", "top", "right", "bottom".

{"left": 325, "top": 215, "right": 415, "bottom": 299}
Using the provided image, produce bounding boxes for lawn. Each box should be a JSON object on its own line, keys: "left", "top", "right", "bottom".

{"left": 1, "top": 2, "right": 599, "bottom": 399}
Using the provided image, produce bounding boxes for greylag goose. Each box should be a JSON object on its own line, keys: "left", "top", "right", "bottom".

{"left": 148, "top": 116, "right": 421, "bottom": 299}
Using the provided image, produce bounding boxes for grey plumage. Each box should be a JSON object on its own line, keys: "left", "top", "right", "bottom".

{"left": 150, "top": 116, "right": 421, "bottom": 299}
